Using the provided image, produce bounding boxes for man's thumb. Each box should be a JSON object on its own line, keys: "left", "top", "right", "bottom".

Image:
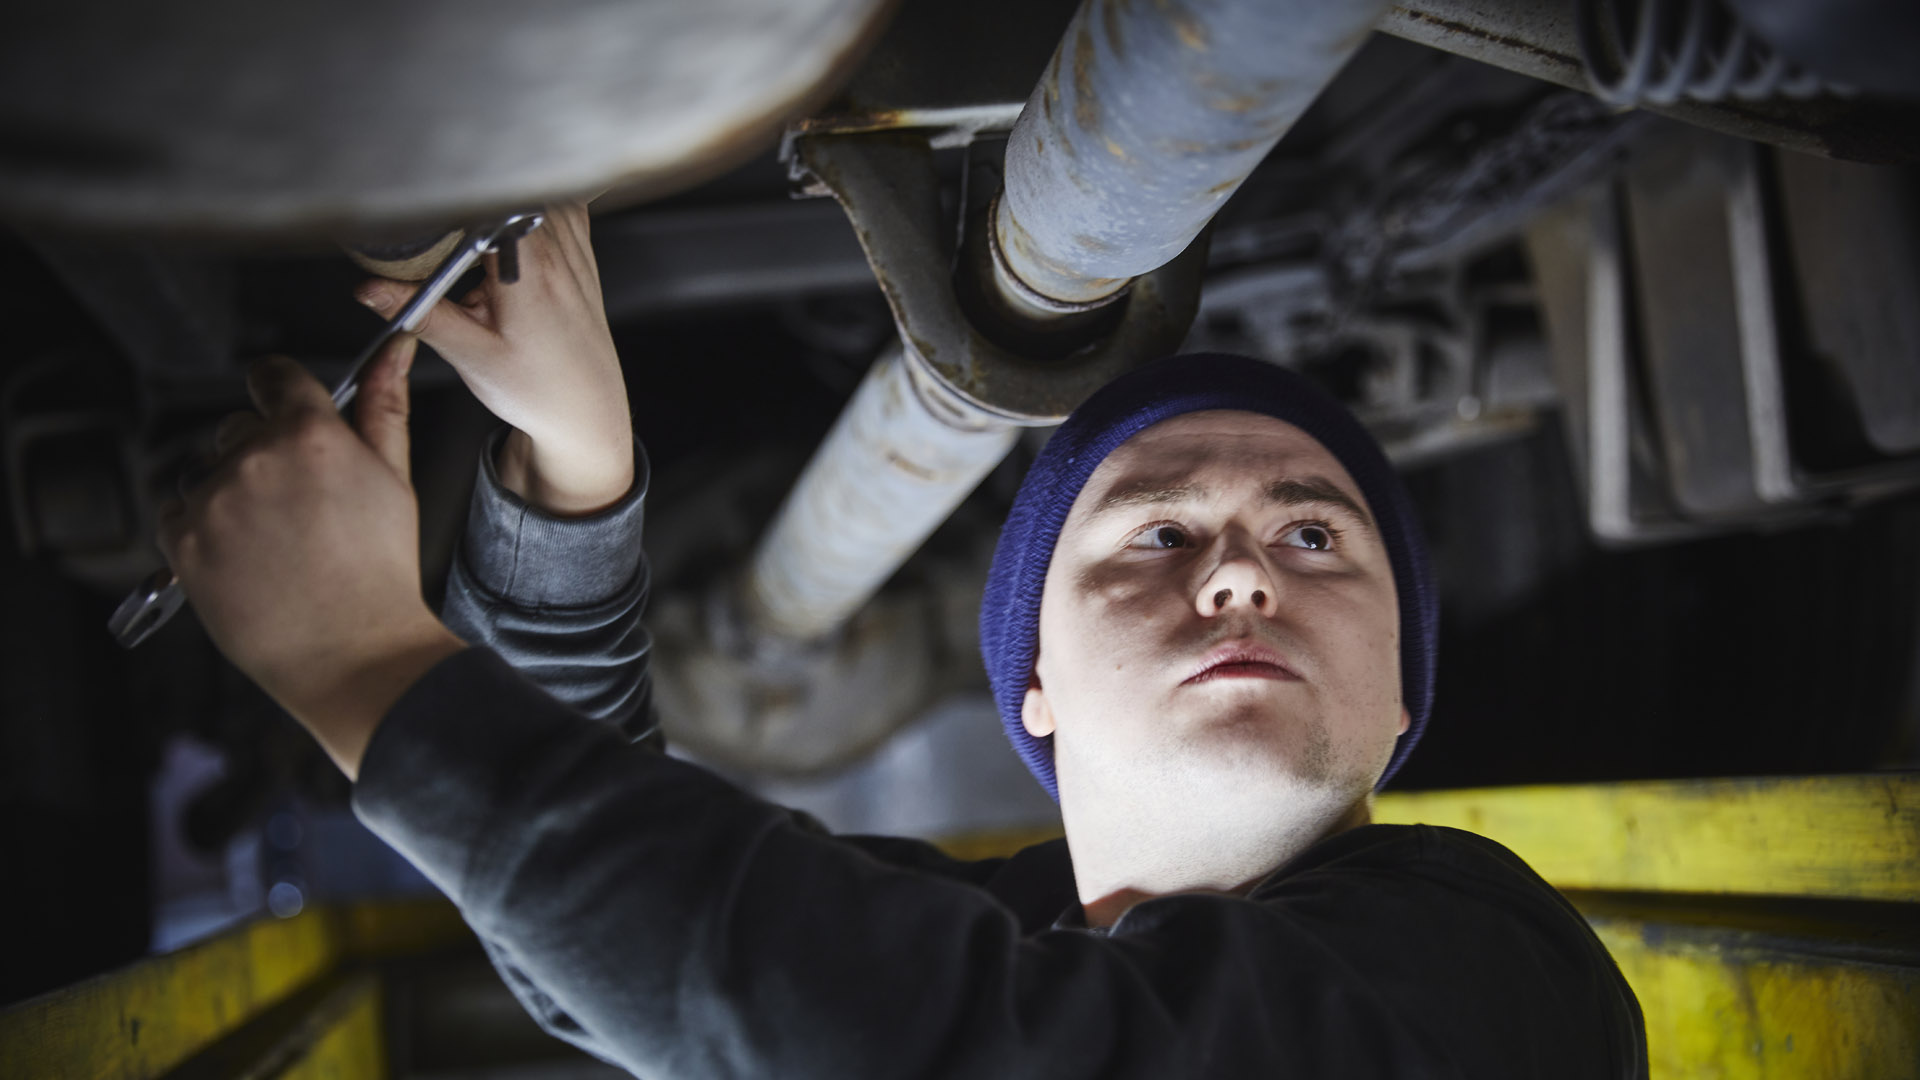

{"left": 356, "top": 335, "right": 416, "bottom": 484}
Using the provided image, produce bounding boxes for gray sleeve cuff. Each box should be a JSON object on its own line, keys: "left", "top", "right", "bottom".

{"left": 461, "top": 429, "right": 649, "bottom": 610}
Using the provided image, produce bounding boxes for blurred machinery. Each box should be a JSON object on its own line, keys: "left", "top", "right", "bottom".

{"left": 2, "top": 0, "right": 1919, "bottom": 1074}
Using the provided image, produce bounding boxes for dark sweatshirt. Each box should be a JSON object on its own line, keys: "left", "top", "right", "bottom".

{"left": 351, "top": 433, "right": 1648, "bottom": 1079}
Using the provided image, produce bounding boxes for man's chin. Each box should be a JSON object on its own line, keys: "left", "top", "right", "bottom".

{"left": 1138, "top": 748, "right": 1369, "bottom": 840}
{"left": 1171, "top": 701, "right": 1333, "bottom": 778}
{"left": 1058, "top": 733, "right": 1371, "bottom": 834}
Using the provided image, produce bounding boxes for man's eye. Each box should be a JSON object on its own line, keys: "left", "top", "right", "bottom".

{"left": 1282, "top": 523, "right": 1337, "bottom": 551}
{"left": 1126, "top": 523, "right": 1191, "bottom": 549}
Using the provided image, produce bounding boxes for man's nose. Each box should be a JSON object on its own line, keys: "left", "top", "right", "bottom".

{"left": 1196, "top": 551, "right": 1280, "bottom": 618}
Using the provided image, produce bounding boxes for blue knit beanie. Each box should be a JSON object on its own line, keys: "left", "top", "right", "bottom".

{"left": 980, "top": 353, "right": 1438, "bottom": 802}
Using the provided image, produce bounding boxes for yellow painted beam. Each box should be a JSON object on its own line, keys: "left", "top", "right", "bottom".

{"left": 936, "top": 775, "right": 1920, "bottom": 902}
{"left": 0, "top": 908, "right": 344, "bottom": 1080}
{"left": 0, "top": 900, "right": 468, "bottom": 1080}
{"left": 340, "top": 897, "right": 473, "bottom": 959}
{"left": 1374, "top": 774, "right": 1920, "bottom": 902}
{"left": 281, "top": 976, "right": 388, "bottom": 1080}
{"left": 936, "top": 825, "right": 1066, "bottom": 864}
{"left": 1590, "top": 916, "right": 1920, "bottom": 1080}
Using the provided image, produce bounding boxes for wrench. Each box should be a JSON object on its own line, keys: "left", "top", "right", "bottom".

{"left": 107, "top": 211, "right": 545, "bottom": 649}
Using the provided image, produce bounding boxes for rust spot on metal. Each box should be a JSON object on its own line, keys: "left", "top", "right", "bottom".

{"left": 1204, "top": 178, "right": 1238, "bottom": 195}
{"left": 1035, "top": 136, "right": 1045, "bottom": 156}
{"left": 1210, "top": 94, "right": 1260, "bottom": 113}
{"left": 1008, "top": 215, "right": 1091, "bottom": 279}
{"left": 1104, "top": 137, "right": 1130, "bottom": 161}
{"left": 747, "top": 683, "right": 804, "bottom": 715}
{"left": 1390, "top": 9, "right": 1580, "bottom": 71}
{"left": 1172, "top": 9, "right": 1208, "bottom": 51}
{"left": 1101, "top": 0, "right": 1127, "bottom": 59}
{"left": 791, "top": 108, "right": 908, "bottom": 136}
{"left": 884, "top": 450, "right": 939, "bottom": 483}
{"left": 1074, "top": 233, "right": 1117, "bottom": 252}
{"left": 1073, "top": 20, "right": 1101, "bottom": 135}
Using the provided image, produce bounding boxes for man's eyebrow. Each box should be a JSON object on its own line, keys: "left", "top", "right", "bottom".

{"left": 1087, "top": 475, "right": 1373, "bottom": 531}
{"left": 1267, "top": 476, "right": 1374, "bottom": 532}
{"left": 1090, "top": 481, "right": 1207, "bottom": 514}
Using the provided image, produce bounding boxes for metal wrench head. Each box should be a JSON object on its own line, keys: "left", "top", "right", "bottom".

{"left": 485, "top": 213, "right": 544, "bottom": 285}
{"left": 108, "top": 568, "right": 185, "bottom": 648}
{"left": 335, "top": 211, "right": 544, "bottom": 407}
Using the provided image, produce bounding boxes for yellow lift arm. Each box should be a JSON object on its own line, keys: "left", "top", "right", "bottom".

{"left": 3, "top": 774, "right": 1915, "bottom": 1079}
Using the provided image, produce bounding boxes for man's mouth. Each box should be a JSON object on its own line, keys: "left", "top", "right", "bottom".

{"left": 1182, "top": 642, "right": 1301, "bottom": 684}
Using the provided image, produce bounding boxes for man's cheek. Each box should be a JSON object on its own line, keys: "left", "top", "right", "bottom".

{"left": 1087, "top": 564, "right": 1204, "bottom": 648}
{"left": 1047, "top": 602, "right": 1153, "bottom": 711}
{"left": 1329, "top": 628, "right": 1405, "bottom": 741}
{"left": 1093, "top": 596, "right": 1193, "bottom": 684}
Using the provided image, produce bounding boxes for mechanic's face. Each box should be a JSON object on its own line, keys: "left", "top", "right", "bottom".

{"left": 1028, "top": 410, "right": 1407, "bottom": 823}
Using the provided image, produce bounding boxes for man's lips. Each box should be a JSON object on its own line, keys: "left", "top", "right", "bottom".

{"left": 1181, "top": 642, "right": 1302, "bottom": 685}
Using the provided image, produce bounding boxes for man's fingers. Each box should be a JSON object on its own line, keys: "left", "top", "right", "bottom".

{"left": 213, "top": 411, "right": 263, "bottom": 457}
{"left": 547, "top": 199, "right": 593, "bottom": 250}
{"left": 355, "top": 335, "right": 416, "bottom": 485}
{"left": 540, "top": 202, "right": 602, "bottom": 290}
{"left": 356, "top": 277, "right": 497, "bottom": 360}
{"left": 246, "top": 356, "right": 334, "bottom": 419}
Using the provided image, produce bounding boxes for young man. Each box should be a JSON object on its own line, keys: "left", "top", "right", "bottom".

{"left": 162, "top": 205, "right": 1646, "bottom": 1077}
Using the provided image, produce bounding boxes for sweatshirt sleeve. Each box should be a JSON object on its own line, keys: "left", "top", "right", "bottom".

{"left": 438, "top": 429, "right": 653, "bottom": 740}
{"left": 353, "top": 647, "right": 1644, "bottom": 1080}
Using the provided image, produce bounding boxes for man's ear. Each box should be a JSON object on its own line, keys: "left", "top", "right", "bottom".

{"left": 1021, "top": 672, "right": 1055, "bottom": 739}
{"left": 1397, "top": 707, "right": 1410, "bottom": 736}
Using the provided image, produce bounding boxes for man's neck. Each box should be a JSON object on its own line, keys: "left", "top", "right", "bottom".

{"left": 1073, "top": 797, "right": 1372, "bottom": 929}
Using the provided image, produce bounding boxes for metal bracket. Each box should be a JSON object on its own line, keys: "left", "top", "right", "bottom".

{"left": 794, "top": 133, "right": 1207, "bottom": 424}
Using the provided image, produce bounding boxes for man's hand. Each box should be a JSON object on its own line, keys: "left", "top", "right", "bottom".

{"left": 159, "top": 341, "right": 464, "bottom": 779}
{"left": 355, "top": 201, "right": 635, "bottom": 516}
